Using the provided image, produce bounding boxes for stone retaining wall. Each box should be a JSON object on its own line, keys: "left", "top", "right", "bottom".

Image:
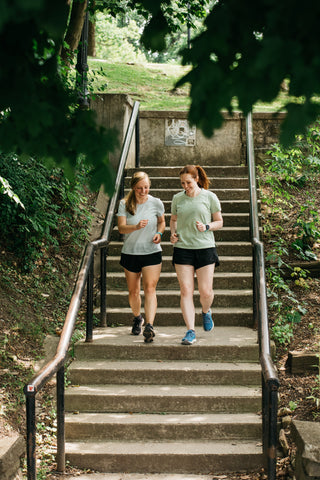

{"left": 0, "top": 433, "right": 24, "bottom": 480}
{"left": 292, "top": 421, "right": 320, "bottom": 480}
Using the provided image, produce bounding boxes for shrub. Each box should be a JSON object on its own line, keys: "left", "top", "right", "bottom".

{"left": 0, "top": 153, "right": 93, "bottom": 270}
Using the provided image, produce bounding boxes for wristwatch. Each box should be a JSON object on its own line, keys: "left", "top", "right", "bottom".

{"left": 205, "top": 224, "right": 210, "bottom": 231}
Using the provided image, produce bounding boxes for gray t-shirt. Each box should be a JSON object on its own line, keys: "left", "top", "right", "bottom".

{"left": 171, "top": 189, "right": 221, "bottom": 249}
{"left": 117, "top": 195, "right": 165, "bottom": 255}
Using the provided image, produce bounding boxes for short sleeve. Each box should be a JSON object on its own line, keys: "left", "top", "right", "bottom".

{"left": 117, "top": 199, "right": 126, "bottom": 216}
{"left": 209, "top": 191, "right": 221, "bottom": 213}
{"left": 171, "top": 195, "right": 177, "bottom": 215}
{"left": 156, "top": 198, "right": 165, "bottom": 217}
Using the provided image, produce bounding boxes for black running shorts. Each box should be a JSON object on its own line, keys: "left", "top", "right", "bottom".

{"left": 120, "top": 251, "right": 162, "bottom": 273}
{"left": 172, "top": 247, "right": 220, "bottom": 270}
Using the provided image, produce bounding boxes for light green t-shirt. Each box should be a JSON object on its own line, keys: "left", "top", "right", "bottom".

{"left": 117, "top": 195, "right": 164, "bottom": 255}
{"left": 171, "top": 189, "right": 221, "bottom": 249}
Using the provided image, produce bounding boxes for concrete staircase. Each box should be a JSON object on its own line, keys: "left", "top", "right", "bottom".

{"left": 64, "top": 164, "right": 263, "bottom": 475}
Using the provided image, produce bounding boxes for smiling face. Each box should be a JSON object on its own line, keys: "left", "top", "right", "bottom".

{"left": 180, "top": 173, "right": 199, "bottom": 196}
{"left": 133, "top": 178, "right": 150, "bottom": 203}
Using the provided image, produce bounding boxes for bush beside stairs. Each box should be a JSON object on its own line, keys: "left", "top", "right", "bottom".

{"left": 64, "top": 164, "right": 263, "bottom": 475}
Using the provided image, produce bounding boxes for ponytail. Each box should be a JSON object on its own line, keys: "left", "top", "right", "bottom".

{"left": 196, "top": 165, "right": 210, "bottom": 189}
{"left": 125, "top": 171, "right": 150, "bottom": 215}
{"left": 179, "top": 164, "right": 210, "bottom": 190}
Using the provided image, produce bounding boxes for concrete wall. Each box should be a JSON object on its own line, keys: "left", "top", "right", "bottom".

{"left": 139, "top": 111, "right": 243, "bottom": 166}
{"left": 90, "top": 94, "right": 285, "bottom": 169}
{"left": 90, "top": 93, "right": 136, "bottom": 170}
{"left": 140, "top": 110, "right": 285, "bottom": 167}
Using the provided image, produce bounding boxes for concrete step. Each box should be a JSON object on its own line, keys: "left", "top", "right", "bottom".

{"left": 114, "top": 212, "right": 250, "bottom": 227}
{"left": 106, "top": 255, "right": 252, "bottom": 273}
{"left": 65, "top": 384, "right": 261, "bottom": 414}
{"left": 65, "top": 412, "right": 262, "bottom": 441}
{"left": 107, "top": 241, "right": 252, "bottom": 256}
{"left": 163, "top": 212, "right": 250, "bottom": 227}
{"left": 57, "top": 475, "right": 239, "bottom": 480}
{"left": 107, "top": 271, "right": 252, "bottom": 290}
{"left": 73, "top": 327, "right": 258, "bottom": 362}
{"left": 162, "top": 199, "right": 253, "bottom": 213}
{"left": 124, "top": 177, "right": 249, "bottom": 189}
{"left": 138, "top": 188, "right": 249, "bottom": 201}
{"left": 104, "top": 307, "right": 253, "bottom": 327}
{"left": 65, "top": 440, "right": 263, "bottom": 474}
{"left": 68, "top": 360, "right": 261, "bottom": 386}
{"left": 106, "top": 289, "right": 253, "bottom": 308}
{"left": 126, "top": 166, "right": 248, "bottom": 177}
{"left": 111, "top": 226, "right": 250, "bottom": 242}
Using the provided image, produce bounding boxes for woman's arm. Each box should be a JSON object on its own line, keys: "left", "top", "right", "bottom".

{"left": 118, "top": 216, "right": 148, "bottom": 234}
{"left": 170, "top": 214, "right": 179, "bottom": 244}
{"left": 196, "top": 211, "right": 223, "bottom": 232}
{"left": 153, "top": 214, "right": 166, "bottom": 244}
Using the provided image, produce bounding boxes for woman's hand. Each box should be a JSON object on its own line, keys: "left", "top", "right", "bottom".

{"left": 152, "top": 233, "right": 162, "bottom": 244}
{"left": 196, "top": 221, "right": 207, "bottom": 232}
{"left": 170, "top": 233, "right": 179, "bottom": 244}
{"left": 136, "top": 219, "right": 148, "bottom": 230}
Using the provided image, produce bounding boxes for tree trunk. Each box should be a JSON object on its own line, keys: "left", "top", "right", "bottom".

{"left": 61, "top": 0, "right": 88, "bottom": 66}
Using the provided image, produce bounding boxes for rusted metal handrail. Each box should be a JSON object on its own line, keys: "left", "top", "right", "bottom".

{"left": 246, "top": 112, "right": 279, "bottom": 480}
{"left": 24, "top": 100, "right": 140, "bottom": 480}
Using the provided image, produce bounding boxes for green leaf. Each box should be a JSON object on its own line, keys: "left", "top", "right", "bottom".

{"left": 140, "top": 10, "right": 170, "bottom": 52}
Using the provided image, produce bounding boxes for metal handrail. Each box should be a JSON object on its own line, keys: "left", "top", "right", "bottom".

{"left": 246, "top": 112, "right": 279, "bottom": 480}
{"left": 24, "top": 100, "right": 140, "bottom": 480}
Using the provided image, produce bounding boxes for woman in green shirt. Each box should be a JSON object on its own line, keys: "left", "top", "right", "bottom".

{"left": 170, "top": 165, "right": 223, "bottom": 345}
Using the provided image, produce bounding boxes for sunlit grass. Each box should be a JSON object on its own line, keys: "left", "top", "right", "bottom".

{"left": 88, "top": 59, "right": 319, "bottom": 113}
{"left": 88, "top": 59, "right": 191, "bottom": 111}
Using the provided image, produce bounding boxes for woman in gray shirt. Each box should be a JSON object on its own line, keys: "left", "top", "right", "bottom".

{"left": 117, "top": 171, "right": 165, "bottom": 342}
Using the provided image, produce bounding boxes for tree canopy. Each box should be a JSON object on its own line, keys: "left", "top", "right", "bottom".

{"left": 140, "top": 0, "right": 320, "bottom": 145}
{"left": 0, "top": 0, "right": 117, "bottom": 192}
{"left": 1, "top": 0, "right": 320, "bottom": 193}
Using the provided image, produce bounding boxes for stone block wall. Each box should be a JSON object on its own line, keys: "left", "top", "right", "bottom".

{"left": 292, "top": 420, "right": 320, "bottom": 480}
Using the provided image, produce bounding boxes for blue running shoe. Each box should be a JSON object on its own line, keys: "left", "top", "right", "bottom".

{"left": 202, "top": 309, "right": 214, "bottom": 331}
{"left": 181, "top": 329, "right": 196, "bottom": 345}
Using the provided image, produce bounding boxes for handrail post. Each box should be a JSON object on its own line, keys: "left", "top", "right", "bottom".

{"left": 262, "top": 374, "right": 268, "bottom": 461}
{"left": 120, "top": 172, "right": 125, "bottom": 201}
{"left": 86, "top": 258, "right": 94, "bottom": 342}
{"left": 135, "top": 110, "right": 140, "bottom": 168}
{"left": 268, "top": 382, "right": 279, "bottom": 480}
{"left": 25, "top": 390, "right": 36, "bottom": 480}
{"left": 100, "top": 247, "right": 107, "bottom": 327}
{"left": 56, "top": 366, "right": 65, "bottom": 472}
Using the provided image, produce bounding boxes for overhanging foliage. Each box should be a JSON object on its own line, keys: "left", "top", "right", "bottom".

{"left": 139, "top": 0, "right": 320, "bottom": 145}
{"left": 0, "top": 0, "right": 117, "bottom": 192}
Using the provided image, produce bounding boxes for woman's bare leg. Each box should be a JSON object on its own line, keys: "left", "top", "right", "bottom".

{"left": 174, "top": 264, "right": 196, "bottom": 330}
{"left": 142, "top": 263, "right": 162, "bottom": 325}
{"left": 124, "top": 269, "right": 142, "bottom": 317}
{"left": 196, "top": 263, "right": 215, "bottom": 313}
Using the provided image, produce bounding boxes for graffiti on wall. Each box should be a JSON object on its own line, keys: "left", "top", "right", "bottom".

{"left": 165, "top": 119, "right": 196, "bottom": 146}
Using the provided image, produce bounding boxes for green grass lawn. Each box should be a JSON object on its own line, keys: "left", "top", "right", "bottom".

{"left": 88, "top": 59, "right": 292, "bottom": 113}
{"left": 89, "top": 59, "right": 191, "bottom": 111}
